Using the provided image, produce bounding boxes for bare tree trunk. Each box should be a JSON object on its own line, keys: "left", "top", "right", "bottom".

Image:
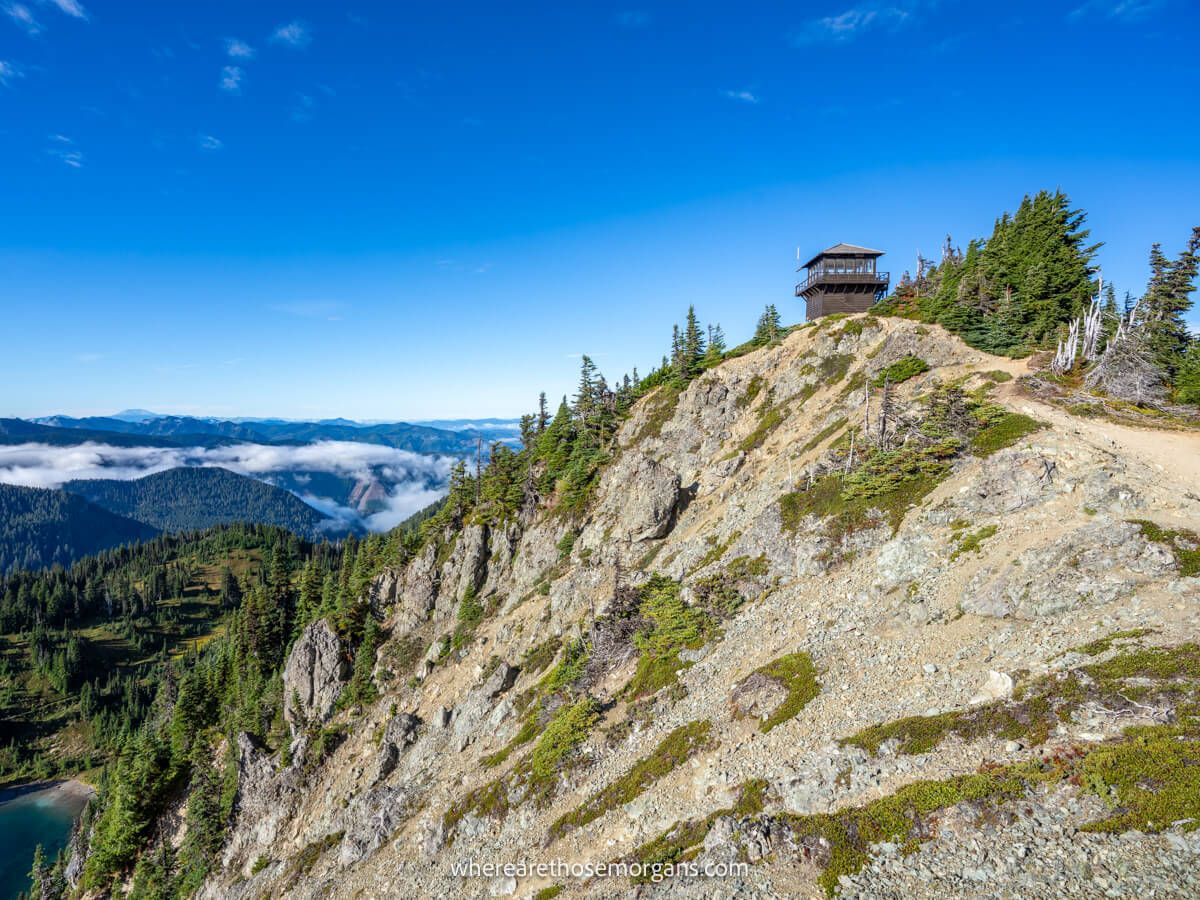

{"left": 879, "top": 377, "right": 892, "bottom": 450}
{"left": 475, "top": 437, "right": 482, "bottom": 503}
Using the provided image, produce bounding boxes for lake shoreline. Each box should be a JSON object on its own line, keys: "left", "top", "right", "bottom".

{"left": 0, "top": 778, "right": 96, "bottom": 897}
{"left": 0, "top": 778, "right": 95, "bottom": 807}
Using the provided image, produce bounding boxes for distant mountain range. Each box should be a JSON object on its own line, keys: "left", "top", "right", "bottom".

{"left": 24, "top": 413, "right": 521, "bottom": 452}
{"left": 0, "top": 418, "right": 184, "bottom": 448}
{"left": 0, "top": 483, "right": 158, "bottom": 575}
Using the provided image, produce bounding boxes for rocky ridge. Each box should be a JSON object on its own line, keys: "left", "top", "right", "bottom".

{"left": 175, "top": 315, "right": 1198, "bottom": 899}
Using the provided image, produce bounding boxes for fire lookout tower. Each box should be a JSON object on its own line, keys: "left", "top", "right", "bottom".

{"left": 795, "top": 243, "right": 889, "bottom": 321}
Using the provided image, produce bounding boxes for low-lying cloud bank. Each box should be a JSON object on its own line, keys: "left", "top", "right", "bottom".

{"left": 299, "top": 481, "right": 446, "bottom": 533}
{"left": 0, "top": 441, "right": 454, "bottom": 532}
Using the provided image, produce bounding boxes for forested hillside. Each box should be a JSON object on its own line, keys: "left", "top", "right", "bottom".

{"left": 63, "top": 467, "right": 336, "bottom": 539}
{"left": 1, "top": 513, "right": 430, "bottom": 896}
{"left": 0, "top": 484, "right": 158, "bottom": 576}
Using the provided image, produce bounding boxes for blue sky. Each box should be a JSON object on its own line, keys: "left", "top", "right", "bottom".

{"left": 2, "top": 0, "right": 1198, "bottom": 421}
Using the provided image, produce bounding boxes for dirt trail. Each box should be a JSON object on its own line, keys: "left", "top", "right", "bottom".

{"left": 1005, "top": 387, "right": 1200, "bottom": 494}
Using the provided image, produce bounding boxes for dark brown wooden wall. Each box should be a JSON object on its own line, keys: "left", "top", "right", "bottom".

{"left": 804, "top": 290, "right": 877, "bottom": 321}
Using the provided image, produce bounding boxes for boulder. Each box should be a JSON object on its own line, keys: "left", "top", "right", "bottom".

{"left": 703, "top": 814, "right": 774, "bottom": 864}
{"left": 443, "top": 523, "right": 490, "bottom": 614}
{"left": 369, "top": 567, "right": 401, "bottom": 612}
{"left": 970, "top": 670, "right": 1014, "bottom": 705}
{"left": 481, "top": 524, "right": 521, "bottom": 596}
{"left": 481, "top": 661, "right": 518, "bottom": 699}
{"left": 874, "top": 530, "right": 938, "bottom": 595}
{"left": 399, "top": 542, "right": 441, "bottom": 628}
{"left": 729, "top": 671, "right": 789, "bottom": 722}
{"left": 221, "top": 733, "right": 302, "bottom": 869}
{"left": 283, "top": 620, "right": 349, "bottom": 732}
{"left": 949, "top": 450, "right": 1059, "bottom": 517}
{"left": 599, "top": 453, "right": 682, "bottom": 543}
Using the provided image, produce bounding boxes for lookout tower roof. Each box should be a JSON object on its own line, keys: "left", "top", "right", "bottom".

{"left": 801, "top": 243, "right": 885, "bottom": 270}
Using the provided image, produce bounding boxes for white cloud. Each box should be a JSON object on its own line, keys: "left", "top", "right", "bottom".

{"left": 198, "top": 134, "right": 223, "bottom": 151}
{"left": 0, "top": 60, "right": 21, "bottom": 86}
{"left": 270, "top": 20, "right": 310, "bottom": 48}
{"left": 722, "top": 89, "right": 760, "bottom": 104}
{"left": 224, "top": 37, "right": 254, "bottom": 58}
{"left": 44, "top": 0, "right": 86, "bottom": 19}
{"left": 5, "top": 3, "right": 40, "bottom": 34}
{"left": 792, "top": 4, "right": 911, "bottom": 44}
{"left": 46, "top": 135, "right": 83, "bottom": 167}
{"left": 362, "top": 482, "right": 446, "bottom": 531}
{"left": 219, "top": 65, "right": 243, "bottom": 93}
{"left": 0, "top": 440, "right": 454, "bottom": 533}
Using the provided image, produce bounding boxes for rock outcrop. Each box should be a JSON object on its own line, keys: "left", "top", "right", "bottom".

{"left": 371, "top": 712, "right": 420, "bottom": 783}
{"left": 221, "top": 733, "right": 301, "bottom": 871}
{"left": 962, "top": 520, "right": 1176, "bottom": 618}
{"left": 283, "top": 620, "right": 349, "bottom": 732}
{"left": 597, "top": 452, "right": 682, "bottom": 542}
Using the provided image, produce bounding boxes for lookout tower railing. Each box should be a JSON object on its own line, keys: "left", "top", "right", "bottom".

{"left": 795, "top": 269, "right": 889, "bottom": 297}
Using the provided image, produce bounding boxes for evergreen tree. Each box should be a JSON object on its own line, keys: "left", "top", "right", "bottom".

{"left": 682, "top": 305, "right": 705, "bottom": 376}
{"left": 174, "top": 745, "right": 222, "bottom": 893}
{"left": 1101, "top": 281, "right": 1120, "bottom": 341}
{"left": 703, "top": 324, "right": 727, "bottom": 367}
{"left": 753, "top": 305, "right": 782, "bottom": 345}
{"left": 909, "top": 190, "right": 1099, "bottom": 356}
{"left": 343, "top": 615, "right": 381, "bottom": 707}
{"left": 1137, "top": 227, "right": 1200, "bottom": 376}
{"left": 294, "top": 559, "right": 324, "bottom": 635}
{"left": 669, "top": 325, "right": 684, "bottom": 380}
{"left": 169, "top": 669, "right": 211, "bottom": 763}
{"left": 127, "top": 839, "right": 175, "bottom": 900}
{"left": 574, "top": 355, "right": 602, "bottom": 437}
{"left": 1176, "top": 341, "right": 1200, "bottom": 405}
{"left": 518, "top": 413, "right": 536, "bottom": 450}
{"left": 27, "top": 844, "right": 47, "bottom": 900}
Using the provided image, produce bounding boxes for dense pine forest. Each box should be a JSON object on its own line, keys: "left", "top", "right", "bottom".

{"left": 876, "top": 190, "right": 1200, "bottom": 406}
{"left": 0, "top": 484, "right": 159, "bottom": 576}
{"left": 63, "top": 467, "right": 335, "bottom": 540}
{"left": 5, "top": 189, "right": 1199, "bottom": 898}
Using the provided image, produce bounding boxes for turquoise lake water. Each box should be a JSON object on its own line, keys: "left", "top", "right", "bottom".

{"left": 0, "top": 783, "right": 88, "bottom": 899}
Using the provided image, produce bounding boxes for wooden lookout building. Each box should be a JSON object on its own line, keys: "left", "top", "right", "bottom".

{"left": 795, "top": 243, "right": 889, "bottom": 321}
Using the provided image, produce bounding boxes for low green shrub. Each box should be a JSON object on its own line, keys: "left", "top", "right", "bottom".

{"left": 872, "top": 355, "right": 929, "bottom": 386}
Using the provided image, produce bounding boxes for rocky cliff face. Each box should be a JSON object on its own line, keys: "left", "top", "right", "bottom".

{"left": 188, "top": 317, "right": 1200, "bottom": 899}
